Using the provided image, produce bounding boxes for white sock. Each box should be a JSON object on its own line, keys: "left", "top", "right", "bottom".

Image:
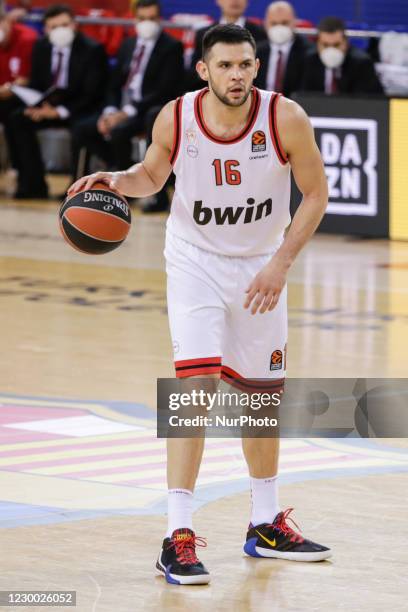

{"left": 250, "top": 475, "right": 280, "bottom": 526}
{"left": 166, "top": 488, "right": 193, "bottom": 537}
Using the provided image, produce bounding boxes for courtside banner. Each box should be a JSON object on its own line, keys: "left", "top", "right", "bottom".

{"left": 390, "top": 98, "right": 408, "bottom": 241}
{"left": 292, "top": 94, "right": 389, "bottom": 237}
{"left": 156, "top": 378, "right": 408, "bottom": 438}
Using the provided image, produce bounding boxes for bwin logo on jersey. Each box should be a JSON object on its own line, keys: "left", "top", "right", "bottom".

{"left": 193, "top": 198, "right": 272, "bottom": 225}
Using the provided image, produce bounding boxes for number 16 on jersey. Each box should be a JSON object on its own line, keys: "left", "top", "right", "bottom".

{"left": 212, "top": 159, "right": 242, "bottom": 186}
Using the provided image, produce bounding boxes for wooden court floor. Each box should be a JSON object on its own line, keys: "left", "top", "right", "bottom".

{"left": 0, "top": 194, "right": 407, "bottom": 611}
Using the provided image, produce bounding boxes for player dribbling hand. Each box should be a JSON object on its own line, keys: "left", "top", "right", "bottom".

{"left": 68, "top": 172, "right": 124, "bottom": 195}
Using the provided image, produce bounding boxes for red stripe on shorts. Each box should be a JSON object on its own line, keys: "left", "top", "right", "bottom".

{"left": 175, "top": 356, "right": 222, "bottom": 378}
{"left": 221, "top": 365, "right": 285, "bottom": 393}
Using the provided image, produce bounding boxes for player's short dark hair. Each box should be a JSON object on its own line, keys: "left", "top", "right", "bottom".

{"left": 44, "top": 4, "right": 75, "bottom": 23}
{"left": 135, "top": 0, "right": 161, "bottom": 14}
{"left": 318, "top": 16, "right": 346, "bottom": 35}
{"left": 202, "top": 24, "right": 256, "bottom": 60}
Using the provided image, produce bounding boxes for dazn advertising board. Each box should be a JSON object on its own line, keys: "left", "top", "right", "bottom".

{"left": 292, "top": 95, "right": 389, "bottom": 237}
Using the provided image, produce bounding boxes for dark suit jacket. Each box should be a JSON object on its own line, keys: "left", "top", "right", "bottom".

{"left": 29, "top": 32, "right": 108, "bottom": 119}
{"left": 301, "top": 46, "right": 384, "bottom": 95}
{"left": 254, "top": 34, "right": 311, "bottom": 97}
{"left": 106, "top": 31, "right": 184, "bottom": 116}
{"left": 187, "top": 20, "right": 267, "bottom": 91}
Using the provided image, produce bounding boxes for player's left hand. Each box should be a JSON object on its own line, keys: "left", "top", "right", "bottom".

{"left": 244, "top": 255, "right": 288, "bottom": 315}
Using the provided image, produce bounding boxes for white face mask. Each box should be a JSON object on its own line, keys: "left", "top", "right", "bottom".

{"left": 49, "top": 26, "right": 75, "bottom": 48}
{"left": 268, "top": 25, "right": 293, "bottom": 45}
{"left": 320, "top": 46, "right": 345, "bottom": 69}
{"left": 136, "top": 20, "right": 160, "bottom": 40}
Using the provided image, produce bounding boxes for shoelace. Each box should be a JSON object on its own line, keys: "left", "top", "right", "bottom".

{"left": 270, "top": 507, "right": 304, "bottom": 543}
{"left": 169, "top": 534, "right": 207, "bottom": 565}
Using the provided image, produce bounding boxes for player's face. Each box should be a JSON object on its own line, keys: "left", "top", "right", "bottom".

{"left": 201, "top": 42, "right": 259, "bottom": 107}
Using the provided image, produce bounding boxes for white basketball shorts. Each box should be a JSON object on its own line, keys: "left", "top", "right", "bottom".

{"left": 164, "top": 231, "right": 287, "bottom": 390}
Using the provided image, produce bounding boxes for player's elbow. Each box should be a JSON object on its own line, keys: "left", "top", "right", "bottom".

{"left": 148, "top": 175, "right": 168, "bottom": 196}
{"left": 140, "top": 162, "right": 169, "bottom": 196}
{"left": 303, "top": 179, "right": 328, "bottom": 216}
{"left": 312, "top": 168, "right": 329, "bottom": 208}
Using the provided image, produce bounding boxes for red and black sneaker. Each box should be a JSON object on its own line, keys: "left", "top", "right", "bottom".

{"left": 156, "top": 528, "right": 210, "bottom": 585}
{"left": 244, "top": 507, "right": 332, "bottom": 562}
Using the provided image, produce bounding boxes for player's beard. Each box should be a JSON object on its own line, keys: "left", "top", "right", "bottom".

{"left": 208, "top": 77, "right": 252, "bottom": 107}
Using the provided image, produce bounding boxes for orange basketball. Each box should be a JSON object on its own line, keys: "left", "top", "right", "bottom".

{"left": 59, "top": 181, "right": 131, "bottom": 254}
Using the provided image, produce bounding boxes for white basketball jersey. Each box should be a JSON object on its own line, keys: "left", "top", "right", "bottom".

{"left": 166, "top": 87, "right": 291, "bottom": 257}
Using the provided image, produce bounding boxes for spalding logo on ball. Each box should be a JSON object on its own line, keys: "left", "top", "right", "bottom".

{"left": 59, "top": 181, "right": 131, "bottom": 254}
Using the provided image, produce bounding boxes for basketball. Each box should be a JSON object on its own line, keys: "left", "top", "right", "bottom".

{"left": 59, "top": 181, "right": 131, "bottom": 254}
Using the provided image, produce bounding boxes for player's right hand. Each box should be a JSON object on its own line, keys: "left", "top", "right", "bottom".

{"left": 67, "top": 172, "right": 122, "bottom": 196}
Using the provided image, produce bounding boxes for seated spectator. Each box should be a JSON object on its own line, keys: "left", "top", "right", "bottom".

{"left": 5, "top": 3, "right": 108, "bottom": 199}
{"left": 6, "top": 0, "right": 31, "bottom": 22}
{"left": 6, "top": 1, "right": 44, "bottom": 34}
{"left": 72, "top": 0, "right": 184, "bottom": 213}
{"left": 302, "top": 16, "right": 384, "bottom": 95}
{"left": 188, "top": 0, "right": 267, "bottom": 91}
{"left": 0, "top": 6, "right": 37, "bottom": 144}
{"left": 255, "top": 1, "right": 311, "bottom": 97}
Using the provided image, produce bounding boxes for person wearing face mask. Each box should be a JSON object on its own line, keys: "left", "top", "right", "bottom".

{"left": 4, "top": 4, "right": 107, "bottom": 199}
{"left": 187, "top": 0, "right": 267, "bottom": 91}
{"left": 72, "top": 0, "right": 184, "bottom": 213}
{"left": 254, "top": 1, "right": 311, "bottom": 98}
{"left": 302, "top": 16, "right": 384, "bottom": 96}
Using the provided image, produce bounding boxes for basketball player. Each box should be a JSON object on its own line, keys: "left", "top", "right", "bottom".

{"left": 69, "top": 24, "right": 331, "bottom": 585}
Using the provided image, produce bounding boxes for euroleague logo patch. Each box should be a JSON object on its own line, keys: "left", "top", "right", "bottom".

{"left": 252, "top": 130, "right": 266, "bottom": 152}
{"left": 270, "top": 349, "right": 283, "bottom": 371}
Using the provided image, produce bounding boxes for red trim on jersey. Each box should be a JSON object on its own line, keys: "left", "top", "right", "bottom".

{"left": 268, "top": 93, "right": 288, "bottom": 165}
{"left": 221, "top": 365, "right": 285, "bottom": 393}
{"left": 169, "top": 96, "right": 183, "bottom": 166}
{"left": 175, "top": 356, "right": 222, "bottom": 378}
{"left": 194, "top": 87, "right": 261, "bottom": 145}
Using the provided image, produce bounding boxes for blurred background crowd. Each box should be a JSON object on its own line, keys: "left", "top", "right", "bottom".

{"left": 0, "top": 0, "right": 406, "bottom": 212}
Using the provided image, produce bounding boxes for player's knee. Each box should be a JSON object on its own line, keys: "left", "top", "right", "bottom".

{"left": 178, "top": 374, "right": 221, "bottom": 404}
{"left": 181, "top": 373, "right": 220, "bottom": 390}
